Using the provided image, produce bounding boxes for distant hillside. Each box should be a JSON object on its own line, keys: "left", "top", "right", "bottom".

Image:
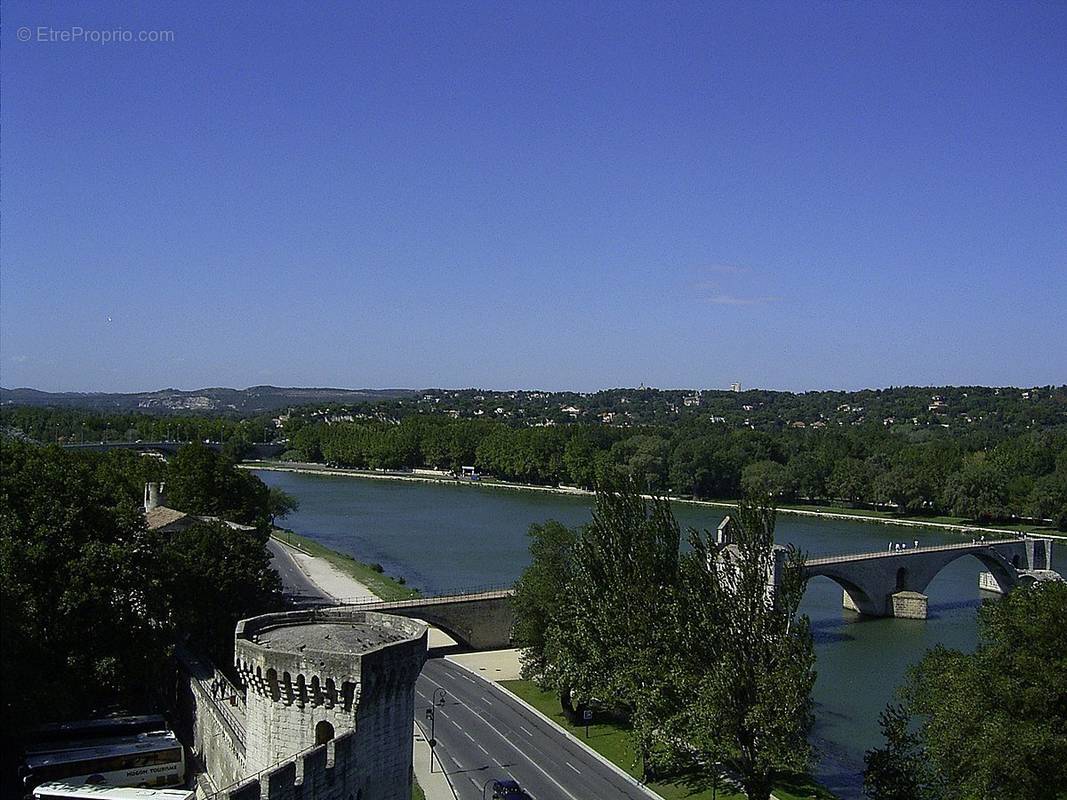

{"left": 0, "top": 386, "right": 416, "bottom": 415}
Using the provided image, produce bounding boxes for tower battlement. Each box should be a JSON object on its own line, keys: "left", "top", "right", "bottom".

{"left": 233, "top": 607, "right": 426, "bottom": 796}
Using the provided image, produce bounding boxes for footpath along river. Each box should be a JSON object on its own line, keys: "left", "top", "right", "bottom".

{"left": 253, "top": 468, "right": 1063, "bottom": 799}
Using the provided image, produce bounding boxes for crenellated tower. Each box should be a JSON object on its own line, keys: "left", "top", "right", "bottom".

{"left": 234, "top": 607, "right": 426, "bottom": 799}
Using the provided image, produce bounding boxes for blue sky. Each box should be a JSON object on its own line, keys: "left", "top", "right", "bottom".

{"left": 2, "top": 2, "right": 1065, "bottom": 393}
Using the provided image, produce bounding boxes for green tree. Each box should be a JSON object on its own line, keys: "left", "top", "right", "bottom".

{"left": 674, "top": 502, "right": 815, "bottom": 800}
{"left": 543, "top": 487, "right": 682, "bottom": 778}
{"left": 863, "top": 705, "right": 939, "bottom": 800}
{"left": 865, "top": 580, "right": 1067, "bottom": 800}
{"left": 162, "top": 520, "right": 282, "bottom": 664}
{"left": 511, "top": 521, "right": 578, "bottom": 681}
{"left": 941, "top": 456, "right": 1008, "bottom": 522}
{"left": 741, "top": 459, "right": 797, "bottom": 500}
{"left": 0, "top": 443, "right": 169, "bottom": 753}
{"left": 828, "top": 457, "right": 876, "bottom": 504}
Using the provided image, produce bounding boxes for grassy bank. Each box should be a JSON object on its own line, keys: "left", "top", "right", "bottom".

{"left": 412, "top": 778, "right": 425, "bottom": 800}
{"left": 271, "top": 527, "right": 419, "bottom": 601}
{"left": 500, "top": 680, "right": 836, "bottom": 800}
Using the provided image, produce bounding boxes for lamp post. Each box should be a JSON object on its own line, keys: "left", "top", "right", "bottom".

{"left": 425, "top": 689, "right": 447, "bottom": 773}
{"left": 424, "top": 707, "right": 436, "bottom": 772}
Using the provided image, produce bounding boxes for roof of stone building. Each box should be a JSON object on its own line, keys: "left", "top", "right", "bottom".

{"left": 253, "top": 621, "right": 409, "bottom": 655}
{"left": 145, "top": 506, "right": 195, "bottom": 531}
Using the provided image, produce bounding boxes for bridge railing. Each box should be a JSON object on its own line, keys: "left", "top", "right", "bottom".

{"left": 340, "top": 584, "right": 515, "bottom": 607}
{"left": 806, "top": 537, "right": 1023, "bottom": 566}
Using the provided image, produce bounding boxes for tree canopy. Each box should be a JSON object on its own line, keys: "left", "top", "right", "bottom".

{"left": 864, "top": 580, "right": 1067, "bottom": 800}
{"left": 512, "top": 488, "right": 815, "bottom": 798}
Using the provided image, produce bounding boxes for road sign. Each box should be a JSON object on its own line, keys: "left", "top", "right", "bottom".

{"left": 582, "top": 709, "right": 593, "bottom": 721}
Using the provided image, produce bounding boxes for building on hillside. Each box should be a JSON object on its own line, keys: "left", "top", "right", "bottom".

{"left": 730, "top": 382, "right": 742, "bottom": 393}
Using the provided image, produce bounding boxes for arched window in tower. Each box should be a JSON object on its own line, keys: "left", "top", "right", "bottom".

{"left": 315, "top": 720, "right": 335, "bottom": 746}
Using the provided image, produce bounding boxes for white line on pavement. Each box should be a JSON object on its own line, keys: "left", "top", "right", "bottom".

{"left": 519, "top": 725, "right": 533, "bottom": 736}
{"left": 566, "top": 762, "right": 581, "bottom": 774}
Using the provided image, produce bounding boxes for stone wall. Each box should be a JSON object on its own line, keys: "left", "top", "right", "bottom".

{"left": 175, "top": 648, "right": 247, "bottom": 791}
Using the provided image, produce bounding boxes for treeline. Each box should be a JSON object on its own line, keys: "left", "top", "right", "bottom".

{"left": 290, "top": 417, "right": 1067, "bottom": 528}
{"left": 0, "top": 405, "right": 280, "bottom": 450}
{"left": 0, "top": 440, "right": 290, "bottom": 769}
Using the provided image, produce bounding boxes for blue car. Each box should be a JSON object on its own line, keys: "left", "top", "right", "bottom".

{"left": 491, "top": 779, "right": 530, "bottom": 799}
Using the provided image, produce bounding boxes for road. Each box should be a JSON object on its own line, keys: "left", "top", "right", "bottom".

{"left": 416, "top": 659, "right": 653, "bottom": 800}
{"left": 266, "top": 536, "right": 334, "bottom": 605}
{"left": 269, "top": 538, "right": 649, "bottom": 799}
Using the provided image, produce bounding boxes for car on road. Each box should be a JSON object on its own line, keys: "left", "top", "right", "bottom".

{"left": 490, "top": 779, "right": 530, "bottom": 800}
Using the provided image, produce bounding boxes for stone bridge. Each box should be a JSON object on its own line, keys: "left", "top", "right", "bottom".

{"left": 344, "top": 590, "right": 515, "bottom": 650}
{"left": 802, "top": 536, "right": 1058, "bottom": 619}
{"left": 333, "top": 538, "right": 1058, "bottom": 646}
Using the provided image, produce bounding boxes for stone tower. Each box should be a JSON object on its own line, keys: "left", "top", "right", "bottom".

{"left": 234, "top": 607, "right": 427, "bottom": 799}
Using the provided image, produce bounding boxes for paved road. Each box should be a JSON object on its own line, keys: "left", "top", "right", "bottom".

{"left": 266, "top": 536, "right": 334, "bottom": 605}
{"left": 416, "top": 659, "right": 653, "bottom": 800}
{"left": 269, "top": 539, "right": 646, "bottom": 799}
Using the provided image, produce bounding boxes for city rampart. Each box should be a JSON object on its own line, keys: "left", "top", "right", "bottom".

{"left": 175, "top": 647, "right": 248, "bottom": 791}
{"left": 176, "top": 608, "right": 426, "bottom": 800}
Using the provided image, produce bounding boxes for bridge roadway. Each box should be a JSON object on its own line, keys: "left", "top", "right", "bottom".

{"left": 267, "top": 541, "right": 649, "bottom": 800}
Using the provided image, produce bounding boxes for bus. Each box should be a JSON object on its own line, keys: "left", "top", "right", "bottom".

{"left": 27, "top": 717, "right": 169, "bottom": 748}
{"left": 22, "top": 732, "right": 185, "bottom": 791}
{"left": 33, "top": 783, "right": 195, "bottom": 800}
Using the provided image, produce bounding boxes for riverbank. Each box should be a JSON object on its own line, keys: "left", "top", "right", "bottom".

{"left": 246, "top": 460, "right": 1063, "bottom": 540}
{"left": 271, "top": 526, "right": 419, "bottom": 601}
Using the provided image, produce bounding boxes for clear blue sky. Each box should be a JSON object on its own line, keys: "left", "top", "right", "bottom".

{"left": 2, "top": 2, "right": 1064, "bottom": 393}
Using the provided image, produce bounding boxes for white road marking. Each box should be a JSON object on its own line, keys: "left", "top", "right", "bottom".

{"left": 482, "top": 697, "right": 494, "bottom": 705}
{"left": 519, "top": 725, "right": 533, "bottom": 736}
{"left": 464, "top": 731, "right": 475, "bottom": 742}
{"left": 477, "top": 744, "right": 489, "bottom": 755}
{"left": 444, "top": 672, "right": 457, "bottom": 680}
{"left": 566, "top": 761, "right": 581, "bottom": 774}
{"left": 464, "top": 706, "right": 583, "bottom": 800}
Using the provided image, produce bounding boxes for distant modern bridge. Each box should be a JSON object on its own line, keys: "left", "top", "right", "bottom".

{"left": 61, "top": 441, "right": 286, "bottom": 458}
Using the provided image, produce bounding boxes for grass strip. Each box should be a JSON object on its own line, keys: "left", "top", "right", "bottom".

{"left": 272, "top": 527, "right": 419, "bottom": 601}
{"left": 500, "top": 680, "right": 836, "bottom": 800}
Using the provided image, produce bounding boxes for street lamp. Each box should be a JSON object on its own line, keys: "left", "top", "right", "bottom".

{"left": 424, "top": 688, "right": 447, "bottom": 773}
{"left": 424, "top": 707, "right": 437, "bottom": 773}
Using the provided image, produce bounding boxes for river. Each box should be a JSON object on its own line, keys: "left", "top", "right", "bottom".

{"left": 253, "top": 468, "right": 1062, "bottom": 799}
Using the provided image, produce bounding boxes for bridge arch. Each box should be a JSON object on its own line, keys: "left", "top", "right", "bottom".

{"left": 806, "top": 570, "right": 882, "bottom": 616}
{"left": 910, "top": 549, "right": 1019, "bottom": 596}
{"left": 895, "top": 567, "right": 909, "bottom": 591}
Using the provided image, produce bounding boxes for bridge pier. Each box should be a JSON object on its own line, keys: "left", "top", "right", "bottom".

{"left": 889, "top": 590, "right": 928, "bottom": 619}
{"left": 842, "top": 589, "right": 929, "bottom": 618}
